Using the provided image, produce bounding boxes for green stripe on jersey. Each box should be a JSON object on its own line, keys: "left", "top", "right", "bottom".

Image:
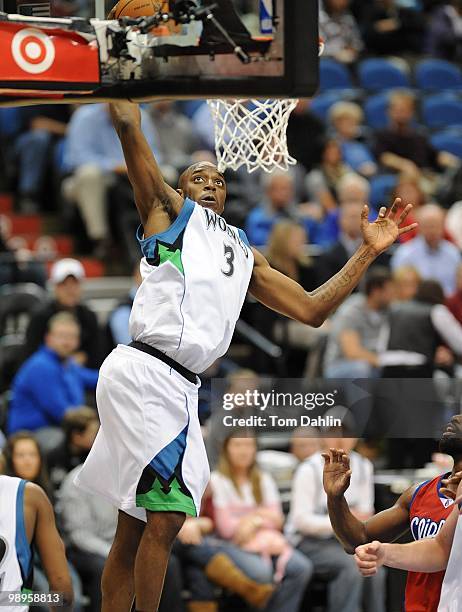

{"left": 158, "top": 244, "right": 184, "bottom": 275}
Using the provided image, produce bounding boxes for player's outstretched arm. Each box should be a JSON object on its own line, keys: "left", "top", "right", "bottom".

{"left": 25, "top": 483, "right": 74, "bottom": 611}
{"left": 109, "top": 101, "right": 183, "bottom": 236}
{"left": 356, "top": 499, "right": 461, "bottom": 576}
{"left": 323, "top": 449, "right": 413, "bottom": 554}
{"left": 249, "top": 199, "right": 416, "bottom": 327}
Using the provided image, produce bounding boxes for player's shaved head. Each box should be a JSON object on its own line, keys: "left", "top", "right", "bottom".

{"left": 178, "top": 162, "right": 221, "bottom": 192}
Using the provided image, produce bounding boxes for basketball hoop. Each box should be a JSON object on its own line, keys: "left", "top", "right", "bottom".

{"left": 207, "top": 38, "right": 325, "bottom": 174}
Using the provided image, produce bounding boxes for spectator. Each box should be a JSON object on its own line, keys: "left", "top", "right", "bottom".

{"left": 58, "top": 455, "right": 117, "bottom": 611}
{"left": 8, "top": 313, "right": 99, "bottom": 455}
{"left": 391, "top": 204, "right": 462, "bottom": 295}
{"left": 383, "top": 279, "right": 462, "bottom": 378}
{"left": 446, "top": 263, "right": 462, "bottom": 324}
{"left": 392, "top": 265, "right": 421, "bottom": 302}
{"left": 63, "top": 104, "right": 161, "bottom": 256}
{"left": 3, "top": 432, "right": 53, "bottom": 499}
{"left": 329, "top": 102, "right": 377, "bottom": 177}
{"left": 305, "top": 139, "right": 352, "bottom": 213}
{"left": 47, "top": 406, "right": 99, "bottom": 475}
{"left": 379, "top": 280, "right": 462, "bottom": 468}
{"left": 211, "top": 432, "right": 313, "bottom": 612}
{"left": 374, "top": 91, "right": 458, "bottom": 191}
{"left": 25, "top": 258, "right": 102, "bottom": 367}
{"left": 290, "top": 426, "right": 321, "bottom": 463}
{"left": 286, "top": 421, "right": 386, "bottom": 612}
{"left": 323, "top": 268, "right": 394, "bottom": 378}
{"left": 320, "top": 0, "right": 364, "bottom": 63}
{"left": 286, "top": 99, "right": 326, "bottom": 173}
{"left": 172, "top": 486, "right": 277, "bottom": 611}
{"left": 14, "top": 105, "right": 71, "bottom": 213}
{"left": 317, "top": 201, "right": 364, "bottom": 284}
{"left": 206, "top": 369, "right": 261, "bottom": 468}
{"left": 425, "top": 0, "right": 462, "bottom": 62}
{"left": 363, "top": 0, "right": 425, "bottom": 55}
{"left": 245, "top": 171, "right": 304, "bottom": 247}
{"left": 107, "top": 263, "right": 142, "bottom": 347}
{"left": 392, "top": 176, "right": 426, "bottom": 243}
{"left": 148, "top": 101, "right": 201, "bottom": 175}
{"left": 266, "top": 220, "right": 325, "bottom": 347}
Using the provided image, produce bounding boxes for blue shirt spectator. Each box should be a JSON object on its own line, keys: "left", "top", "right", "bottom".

{"left": 63, "top": 103, "right": 161, "bottom": 173}
{"left": 8, "top": 313, "right": 98, "bottom": 447}
{"left": 391, "top": 205, "right": 462, "bottom": 296}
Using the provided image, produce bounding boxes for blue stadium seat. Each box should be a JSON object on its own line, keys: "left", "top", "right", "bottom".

{"left": 319, "top": 59, "right": 353, "bottom": 90}
{"left": 422, "top": 94, "right": 462, "bottom": 129}
{"left": 431, "top": 130, "right": 462, "bottom": 158}
{"left": 370, "top": 174, "right": 398, "bottom": 209}
{"left": 310, "top": 92, "right": 343, "bottom": 121}
{"left": 358, "top": 59, "right": 410, "bottom": 91}
{"left": 415, "top": 60, "right": 462, "bottom": 91}
{"left": 364, "top": 92, "right": 390, "bottom": 129}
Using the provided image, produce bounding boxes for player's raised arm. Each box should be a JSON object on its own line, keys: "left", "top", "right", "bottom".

{"left": 355, "top": 503, "right": 459, "bottom": 576}
{"left": 322, "top": 449, "right": 414, "bottom": 554}
{"left": 109, "top": 101, "right": 184, "bottom": 235}
{"left": 25, "top": 483, "right": 74, "bottom": 611}
{"left": 249, "top": 199, "right": 416, "bottom": 327}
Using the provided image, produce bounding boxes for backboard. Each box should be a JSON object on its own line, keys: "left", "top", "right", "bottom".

{"left": 0, "top": 0, "right": 319, "bottom": 105}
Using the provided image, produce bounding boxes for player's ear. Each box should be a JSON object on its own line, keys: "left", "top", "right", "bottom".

{"left": 176, "top": 188, "right": 183, "bottom": 196}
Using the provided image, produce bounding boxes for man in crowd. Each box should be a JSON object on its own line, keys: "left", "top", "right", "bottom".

{"left": 391, "top": 204, "right": 461, "bottom": 295}
{"left": 8, "top": 312, "right": 99, "bottom": 455}
{"left": 323, "top": 268, "right": 394, "bottom": 378}
{"left": 374, "top": 90, "right": 458, "bottom": 185}
{"left": 324, "top": 415, "right": 462, "bottom": 612}
{"left": 25, "top": 258, "right": 102, "bottom": 368}
{"left": 63, "top": 104, "right": 161, "bottom": 256}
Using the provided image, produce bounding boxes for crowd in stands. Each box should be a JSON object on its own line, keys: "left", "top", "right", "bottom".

{"left": 2, "top": 0, "right": 462, "bottom": 610}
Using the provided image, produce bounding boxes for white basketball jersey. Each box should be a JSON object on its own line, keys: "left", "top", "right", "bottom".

{"left": 130, "top": 198, "right": 254, "bottom": 373}
{"left": 438, "top": 508, "right": 462, "bottom": 612}
{"left": 0, "top": 476, "right": 32, "bottom": 612}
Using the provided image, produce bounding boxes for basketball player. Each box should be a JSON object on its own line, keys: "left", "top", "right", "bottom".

{"left": 354, "top": 478, "right": 462, "bottom": 612}
{"left": 75, "top": 100, "right": 416, "bottom": 612}
{"left": 0, "top": 474, "right": 73, "bottom": 611}
{"left": 323, "top": 414, "right": 462, "bottom": 612}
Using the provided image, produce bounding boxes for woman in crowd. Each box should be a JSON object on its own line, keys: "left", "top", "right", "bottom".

{"left": 3, "top": 432, "right": 84, "bottom": 612}
{"left": 305, "top": 139, "right": 352, "bottom": 212}
{"left": 210, "top": 431, "right": 313, "bottom": 612}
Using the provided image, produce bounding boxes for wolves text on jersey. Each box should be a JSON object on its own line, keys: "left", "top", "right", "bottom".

{"left": 203, "top": 208, "right": 249, "bottom": 258}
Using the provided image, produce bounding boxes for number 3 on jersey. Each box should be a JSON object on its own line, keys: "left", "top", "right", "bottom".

{"left": 222, "top": 243, "right": 235, "bottom": 277}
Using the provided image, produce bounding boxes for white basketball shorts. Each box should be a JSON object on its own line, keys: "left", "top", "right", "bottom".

{"left": 75, "top": 344, "right": 210, "bottom": 521}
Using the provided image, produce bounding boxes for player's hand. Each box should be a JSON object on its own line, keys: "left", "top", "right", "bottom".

{"left": 441, "top": 471, "right": 462, "bottom": 500}
{"left": 361, "top": 198, "right": 417, "bottom": 256}
{"left": 354, "top": 541, "right": 385, "bottom": 576}
{"left": 177, "top": 519, "right": 203, "bottom": 545}
{"left": 322, "top": 448, "right": 352, "bottom": 498}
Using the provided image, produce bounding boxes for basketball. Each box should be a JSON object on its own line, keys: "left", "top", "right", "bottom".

{"left": 111, "top": 0, "right": 164, "bottom": 19}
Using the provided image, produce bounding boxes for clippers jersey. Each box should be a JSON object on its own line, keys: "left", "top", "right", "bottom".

{"left": 438, "top": 503, "right": 462, "bottom": 611}
{"left": 129, "top": 198, "right": 254, "bottom": 373}
{"left": 0, "top": 476, "right": 33, "bottom": 612}
{"left": 405, "top": 474, "right": 454, "bottom": 612}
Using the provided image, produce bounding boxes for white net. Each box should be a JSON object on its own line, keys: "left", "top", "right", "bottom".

{"left": 207, "top": 98, "right": 299, "bottom": 174}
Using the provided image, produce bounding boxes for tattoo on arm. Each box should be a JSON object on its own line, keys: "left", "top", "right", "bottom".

{"left": 310, "top": 247, "right": 375, "bottom": 303}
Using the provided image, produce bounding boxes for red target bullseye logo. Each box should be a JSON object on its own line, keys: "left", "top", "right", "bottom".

{"left": 11, "top": 28, "right": 55, "bottom": 74}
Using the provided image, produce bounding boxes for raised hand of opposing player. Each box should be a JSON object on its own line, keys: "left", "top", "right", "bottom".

{"left": 361, "top": 198, "right": 417, "bottom": 256}
{"left": 355, "top": 541, "right": 385, "bottom": 576}
{"left": 322, "top": 448, "right": 352, "bottom": 498}
{"left": 441, "top": 471, "right": 462, "bottom": 500}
